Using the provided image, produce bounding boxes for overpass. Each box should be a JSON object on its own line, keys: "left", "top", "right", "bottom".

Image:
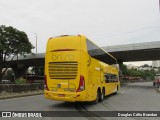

{"left": 7, "top": 40, "right": 160, "bottom": 66}
{"left": 103, "top": 41, "right": 160, "bottom": 62}
{"left": 5, "top": 41, "right": 160, "bottom": 78}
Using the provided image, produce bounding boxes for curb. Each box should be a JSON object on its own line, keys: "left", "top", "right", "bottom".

{"left": 0, "top": 91, "right": 44, "bottom": 100}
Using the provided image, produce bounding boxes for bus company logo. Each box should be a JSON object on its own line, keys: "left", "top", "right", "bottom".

{"left": 1, "top": 112, "right": 42, "bottom": 118}
{"left": 2, "top": 112, "right": 11, "bottom": 117}
{"left": 52, "top": 54, "right": 74, "bottom": 61}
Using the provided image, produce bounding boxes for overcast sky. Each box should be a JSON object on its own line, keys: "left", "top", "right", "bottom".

{"left": 0, "top": 0, "right": 160, "bottom": 66}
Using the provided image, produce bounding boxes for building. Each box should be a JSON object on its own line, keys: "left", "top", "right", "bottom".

{"left": 137, "top": 66, "right": 152, "bottom": 71}
{"left": 126, "top": 64, "right": 153, "bottom": 71}
{"left": 126, "top": 64, "right": 139, "bottom": 70}
{"left": 152, "top": 60, "right": 160, "bottom": 68}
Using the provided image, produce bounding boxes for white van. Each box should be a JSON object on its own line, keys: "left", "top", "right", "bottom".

{"left": 1, "top": 80, "right": 10, "bottom": 84}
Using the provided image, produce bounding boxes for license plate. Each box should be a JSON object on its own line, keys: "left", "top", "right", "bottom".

{"left": 58, "top": 94, "right": 65, "bottom": 97}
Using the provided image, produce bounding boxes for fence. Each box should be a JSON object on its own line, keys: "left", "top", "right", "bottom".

{"left": 0, "top": 83, "right": 44, "bottom": 93}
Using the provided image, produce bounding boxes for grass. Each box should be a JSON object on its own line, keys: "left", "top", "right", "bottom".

{"left": 15, "top": 78, "right": 26, "bottom": 84}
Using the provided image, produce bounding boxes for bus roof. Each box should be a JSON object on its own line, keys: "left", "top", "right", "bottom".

{"left": 86, "top": 37, "right": 117, "bottom": 65}
{"left": 48, "top": 35, "right": 117, "bottom": 65}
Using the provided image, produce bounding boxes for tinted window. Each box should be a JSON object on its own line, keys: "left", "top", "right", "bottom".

{"left": 86, "top": 39, "right": 117, "bottom": 65}
{"left": 105, "top": 74, "right": 118, "bottom": 83}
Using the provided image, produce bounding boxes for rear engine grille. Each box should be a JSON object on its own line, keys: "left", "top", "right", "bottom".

{"left": 48, "top": 62, "right": 78, "bottom": 79}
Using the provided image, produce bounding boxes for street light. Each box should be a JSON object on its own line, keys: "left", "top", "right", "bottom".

{"left": 34, "top": 33, "right": 37, "bottom": 53}
{"left": 34, "top": 33, "right": 38, "bottom": 78}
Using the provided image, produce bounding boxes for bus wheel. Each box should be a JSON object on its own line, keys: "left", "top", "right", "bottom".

{"left": 99, "top": 88, "right": 105, "bottom": 102}
{"left": 115, "top": 86, "right": 118, "bottom": 94}
{"left": 93, "top": 90, "right": 99, "bottom": 104}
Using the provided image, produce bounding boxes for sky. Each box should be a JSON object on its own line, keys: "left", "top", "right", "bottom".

{"left": 0, "top": 0, "right": 160, "bottom": 66}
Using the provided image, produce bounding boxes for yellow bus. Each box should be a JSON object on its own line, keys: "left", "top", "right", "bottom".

{"left": 44, "top": 35, "right": 120, "bottom": 103}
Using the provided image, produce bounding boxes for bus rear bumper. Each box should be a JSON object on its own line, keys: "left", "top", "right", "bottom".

{"left": 44, "top": 90, "right": 86, "bottom": 102}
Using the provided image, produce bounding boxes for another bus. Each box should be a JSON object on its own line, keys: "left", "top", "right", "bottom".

{"left": 44, "top": 35, "right": 120, "bottom": 103}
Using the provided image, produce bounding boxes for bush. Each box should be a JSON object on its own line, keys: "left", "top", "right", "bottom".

{"left": 15, "top": 78, "right": 26, "bottom": 84}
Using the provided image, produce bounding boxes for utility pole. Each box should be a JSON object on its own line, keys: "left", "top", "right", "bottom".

{"left": 34, "top": 33, "right": 38, "bottom": 78}
{"left": 34, "top": 33, "right": 37, "bottom": 53}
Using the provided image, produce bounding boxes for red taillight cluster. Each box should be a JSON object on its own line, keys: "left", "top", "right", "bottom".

{"left": 44, "top": 75, "right": 49, "bottom": 91}
{"left": 76, "top": 75, "right": 85, "bottom": 92}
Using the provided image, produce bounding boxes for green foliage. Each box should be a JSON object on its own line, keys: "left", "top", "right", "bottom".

{"left": 0, "top": 25, "right": 33, "bottom": 55}
{"left": 0, "top": 25, "right": 34, "bottom": 81}
{"left": 15, "top": 78, "right": 26, "bottom": 84}
{"left": 141, "top": 64, "right": 150, "bottom": 67}
{"left": 120, "top": 64, "right": 128, "bottom": 75}
{"left": 127, "top": 69, "right": 141, "bottom": 77}
{"left": 121, "top": 64, "right": 156, "bottom": 81}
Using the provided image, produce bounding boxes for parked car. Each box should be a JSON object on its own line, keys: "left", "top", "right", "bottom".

{"left": 153, "top": 74, "right": 160, "bottom": 87}
{"left": 1, "top": 80, "right": 10, "bottom": 84}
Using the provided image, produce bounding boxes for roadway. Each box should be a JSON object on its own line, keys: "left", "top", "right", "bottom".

{"left": 0, "top": 82, "right": 160, "bottom": 120}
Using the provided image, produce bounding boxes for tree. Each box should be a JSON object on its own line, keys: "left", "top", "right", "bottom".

{"left": 121, "top": 63, "right": 156, "bottom": 81}
{"left": 120, "top": 64, "right": 128, "bottom": 76}
{"left": 141, "top": 64, "right": 150, "bottom": 68}
{"left": 0, "top": 25, "right": 33, "bottom": 81}
{"left": 158, "top": 67, "right": 160, "bottom": 73}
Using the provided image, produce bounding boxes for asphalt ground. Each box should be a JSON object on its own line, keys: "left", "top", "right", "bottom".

{"left": 0, "top": 82, "right": 160, "bottom": 120}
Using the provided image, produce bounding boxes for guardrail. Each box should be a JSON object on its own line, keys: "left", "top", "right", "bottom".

{"left": 0, "top": 83, "right": 44, "bottom": 93}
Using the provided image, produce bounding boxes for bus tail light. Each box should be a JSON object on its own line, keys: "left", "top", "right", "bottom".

{"left": 76, "top": 75, "right": 85, "bottom": 92}
{"left": 44, "top": 75, "right": 49, "bottom": 91}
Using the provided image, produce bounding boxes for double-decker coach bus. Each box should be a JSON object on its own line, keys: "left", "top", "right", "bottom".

{"left": 44, "top": 35, "right": 120, "bottom": 103}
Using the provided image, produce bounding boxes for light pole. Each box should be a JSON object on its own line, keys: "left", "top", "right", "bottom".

{"left": 34, "top": 33, "right": 38, "bottom": 77}
{"left": 34, "top": 33, "right": 37, "bottom": 53}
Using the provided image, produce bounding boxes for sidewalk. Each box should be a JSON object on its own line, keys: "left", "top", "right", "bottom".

{"left": 0, "top": 90, "right": 44, "bottom": 100}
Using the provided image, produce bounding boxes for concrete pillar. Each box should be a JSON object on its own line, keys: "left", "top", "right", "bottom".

{"left": 118, "top": 60, "right": 123, "bottom": 82}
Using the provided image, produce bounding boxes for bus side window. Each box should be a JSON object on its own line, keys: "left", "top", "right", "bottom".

{"left": 105, "top": 75, "right": 109, "bottom": 83}
{"left": 115, "top": 75, "right": 118, "bottom": 82}
{"left": 112, "top": 75, "right": 116, "bottom": 82}
{"left": 110, "top": 75, "right": 117, "bottom": 82}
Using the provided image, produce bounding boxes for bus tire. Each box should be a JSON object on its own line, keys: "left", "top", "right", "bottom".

{"left": 93, "top": 90, "right": 100, "bottom": 104}
{"left": 115, "top": 86, "right": 118, "bottom": 94}
{"left": 99, "top": 88, "right": 105, "bottom": 102}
